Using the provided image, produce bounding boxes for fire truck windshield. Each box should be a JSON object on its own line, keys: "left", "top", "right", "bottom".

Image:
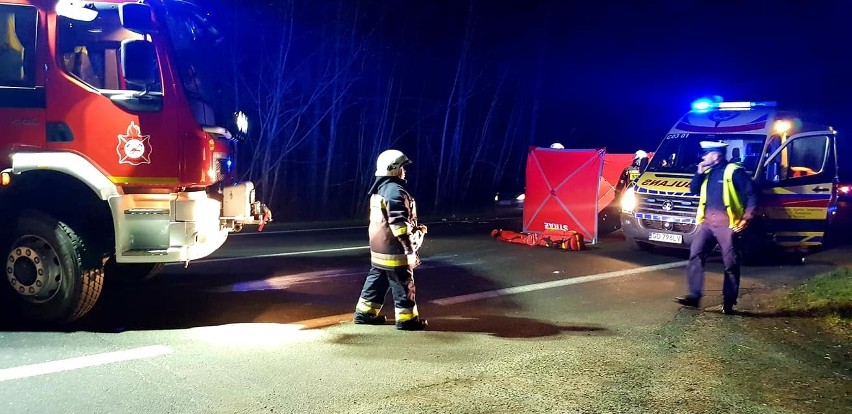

{"left": 162, "top": 1, "right": 229, "bottom": 130}
{"left": 647, "top": 133, "right": 765, "bottom": 174}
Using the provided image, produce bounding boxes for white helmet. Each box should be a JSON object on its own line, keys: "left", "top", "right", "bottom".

{"left": 634, "top": 150, "right": 648, "bottom": 159}
{"left": 375, "top": 149, "right": 411, "bottom": 177}
{"left": 550, "top": 142, "right": 565, "bottom": 149}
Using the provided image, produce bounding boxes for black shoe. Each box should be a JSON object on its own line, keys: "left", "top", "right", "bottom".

{"left": 353, "top": 312, "right": 386, "bottom": 325}
{"left": 396, "top": 317, "right": 428, "bottom": 331}
{"left": 722, "top": 303, "right": 735, "bottom": 315}
{"left": 674, "top": 296, "right": 700, "bottom": 308}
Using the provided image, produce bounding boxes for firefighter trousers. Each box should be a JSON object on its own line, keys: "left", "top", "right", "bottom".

{"left": 356, "top": 265, "right": 419, "bottom": 321}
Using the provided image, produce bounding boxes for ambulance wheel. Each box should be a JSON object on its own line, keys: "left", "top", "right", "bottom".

{"left": 1, "top": 210, "right": 104, "bottom": 324}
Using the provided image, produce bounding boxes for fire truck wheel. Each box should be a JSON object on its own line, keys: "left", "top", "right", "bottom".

{"left": 104, "top": 261, "right": 165, "bottom": 285}
{"left": 2, "top": 211, "right": 104, "bottom": 324}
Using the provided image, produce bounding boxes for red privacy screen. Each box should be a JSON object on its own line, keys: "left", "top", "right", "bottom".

{"left": 523, "top": 147, "right": 605, "bottom": 243}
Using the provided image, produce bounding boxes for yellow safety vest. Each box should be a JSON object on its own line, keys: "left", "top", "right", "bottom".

{"left": 627, "top": 166, "right": 641, "bottom": 182}
{"left": 696, "top": 163, "right": 744, "bottom": 227}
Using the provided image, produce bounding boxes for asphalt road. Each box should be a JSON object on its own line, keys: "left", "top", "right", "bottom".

{"left": 0, "top": 216, "right": 848, "bottom": 413}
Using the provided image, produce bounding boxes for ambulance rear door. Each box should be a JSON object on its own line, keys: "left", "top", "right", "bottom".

{"left": 757, "top": 131, "right": 837, "bottom": 249}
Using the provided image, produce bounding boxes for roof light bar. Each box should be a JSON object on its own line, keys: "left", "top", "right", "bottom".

{"left": 691, "top": 99, "right": 777, "bottom": 111}
{"left": 717, "top": 101, "right": 777, "bottom": 109}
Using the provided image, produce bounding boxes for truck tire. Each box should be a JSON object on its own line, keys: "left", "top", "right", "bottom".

{"left": 2, "top": 211, "right": 104, "bottom": 323}
{"left": 105, "top": 260, "right": 165, "bottom": 285}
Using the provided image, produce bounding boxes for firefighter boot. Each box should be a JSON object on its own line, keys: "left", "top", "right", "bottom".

{"left": 396, "top": 317, "right": 428, "bottom": 331}
{"left": 353, "top": 312, "right": 387, "bottom": 325}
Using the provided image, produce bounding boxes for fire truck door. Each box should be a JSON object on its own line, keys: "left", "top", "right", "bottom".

{"left": 0, "top": 5, "right": 45, "bottom": 150}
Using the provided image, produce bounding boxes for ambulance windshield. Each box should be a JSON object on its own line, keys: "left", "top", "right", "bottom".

{"left": 647, "top": 133, "right": 765, "bottom": 174}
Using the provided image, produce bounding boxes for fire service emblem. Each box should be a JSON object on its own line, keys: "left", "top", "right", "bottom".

{"left": 117, "top": 121, "right": 152, "bottom": 165}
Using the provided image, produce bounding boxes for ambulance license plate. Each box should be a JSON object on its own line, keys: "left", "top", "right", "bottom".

{"left": 649, "top": 232, "right": 682, "bottom": 244}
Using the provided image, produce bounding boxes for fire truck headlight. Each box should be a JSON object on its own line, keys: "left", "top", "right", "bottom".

{"left": 235, "top": 111, "right": 249, "bottom": 134}
{"left": 621, "top": 187, "right": 637, "bottom": 213}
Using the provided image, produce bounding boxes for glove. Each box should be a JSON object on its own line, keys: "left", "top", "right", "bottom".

{"left": 732, "top": 218, "right": 749, "bottom": 233}
{"left": 406, "top": 252, "right": 421, "bottom": 269}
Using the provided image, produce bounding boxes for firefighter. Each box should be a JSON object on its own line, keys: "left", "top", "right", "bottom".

{"left": 675, "top": 141, "right": 757, "bottom": 315}
{"left": 353, "top": 149, "right": 428, "bottom": 331}
{"left": 615, "top": 150, "right": 649, "bottom": 199}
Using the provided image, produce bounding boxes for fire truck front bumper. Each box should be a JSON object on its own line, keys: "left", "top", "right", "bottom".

{"left": 220, "top": 181, "right": 272, "bottom": 231}
{"left": 110, "top": 181, "right": 270, "bottom": 264}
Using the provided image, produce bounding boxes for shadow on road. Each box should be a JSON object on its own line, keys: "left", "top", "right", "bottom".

{"left": 0, "top": 251, "right": 533, "bottom": 334}
{"left": 422, "top": 314, "right": 608, "bottom": 339}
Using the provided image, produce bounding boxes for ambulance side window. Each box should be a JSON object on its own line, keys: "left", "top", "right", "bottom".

{"left": 764, "top": 135, "right": 829, "bottom": 182}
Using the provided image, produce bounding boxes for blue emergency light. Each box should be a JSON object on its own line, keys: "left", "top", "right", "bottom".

{"left": 691, "top": 99, "right": 713, "bottom": 111}
{"left": 691, "top": 98, "right": 776, "bottom": 112}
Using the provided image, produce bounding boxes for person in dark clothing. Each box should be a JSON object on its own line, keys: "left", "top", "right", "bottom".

{"left": 675, "top": 141, "right": 757, "bottom": 315}
{"left": 615, "top": 150, "right": 649, "bottom": 200}
{"left": 353, "top": 149, "right": 429, "bottom": 331}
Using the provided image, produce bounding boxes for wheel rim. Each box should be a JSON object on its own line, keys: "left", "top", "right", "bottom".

{"left": 5, "top": 235, "right": 63, "bottom": 303}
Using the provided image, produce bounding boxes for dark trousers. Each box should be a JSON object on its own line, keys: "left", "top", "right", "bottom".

{"left": 687, "top": 219, "right": 741, "bottom": 305}
{"left": 359, "top": 266, "right": 416, "bottom": 311}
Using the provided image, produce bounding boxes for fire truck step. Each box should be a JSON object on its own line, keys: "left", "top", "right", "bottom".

{"left": 124, "top": 208, "right": 170, "bottom": 215}
{"left": 122, "top": 249, "right": 171, "bottom": 256}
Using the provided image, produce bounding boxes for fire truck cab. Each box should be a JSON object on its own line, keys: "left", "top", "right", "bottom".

{"left": 0, "top": 0, "right": 269, "bottom": 323}
{"left": 620, "top": 100, "right": 850, "bottom": 257}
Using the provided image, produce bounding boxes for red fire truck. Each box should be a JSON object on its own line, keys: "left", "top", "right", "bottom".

{"left": 0, "top": 0, "right": 269, "bottom": 323}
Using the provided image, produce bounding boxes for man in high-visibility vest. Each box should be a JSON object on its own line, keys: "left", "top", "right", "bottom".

{"left": 675, "top": 141, "right": 757, "bottom": 315}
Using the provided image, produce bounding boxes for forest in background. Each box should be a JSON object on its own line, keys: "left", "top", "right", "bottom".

{"left": 210, "top": 0, "right": 541, "bottom": 221}
{"left": 202, "top": 0, "right": 852, "bottom": 221}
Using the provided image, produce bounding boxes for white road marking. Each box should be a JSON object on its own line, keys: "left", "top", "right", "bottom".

{"left": 431, "top": 260, "right": 689, "bottom": 305}
{"left": 227, "top": 217, "right": 518, "bottom": 236}
{"left": 0, "top": 346, "right": 172, "bottom": 382}
{"left": 178, "top": 246, "right": 370, "bottom": 265}
{"left": 229, "top": 225, "right": 365, "bottom": 236}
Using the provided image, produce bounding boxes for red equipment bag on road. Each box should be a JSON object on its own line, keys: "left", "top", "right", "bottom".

{"left": 490, "top": 229, "right": 585, "bottom": 251}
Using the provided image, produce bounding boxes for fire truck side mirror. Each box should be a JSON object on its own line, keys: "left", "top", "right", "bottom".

{"left": 120, "top": 39, "right": 157, "bottom": 88}
{"left": 119, "top": 3, "right": 155, "bottom": 35}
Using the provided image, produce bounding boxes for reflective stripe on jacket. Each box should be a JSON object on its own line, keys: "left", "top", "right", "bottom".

{"left": 697, "top": 162, "right": 744, "bottom": 227}
{"left": 368, "top": 178, "right": 417, "bottom": 269}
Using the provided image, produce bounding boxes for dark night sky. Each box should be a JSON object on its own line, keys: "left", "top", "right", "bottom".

{"left": 208, "top": 0, "right": 852, "bottom": 216}
{"left": 374, "top": 0, "right": 852, "bottom": 152}
{"left": 218, "top": 0, "right": 852, "bottom": 153}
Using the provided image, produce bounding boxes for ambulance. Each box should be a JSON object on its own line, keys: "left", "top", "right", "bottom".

{"left": 620, "top": 100, "right": 851, "bottom": 256}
